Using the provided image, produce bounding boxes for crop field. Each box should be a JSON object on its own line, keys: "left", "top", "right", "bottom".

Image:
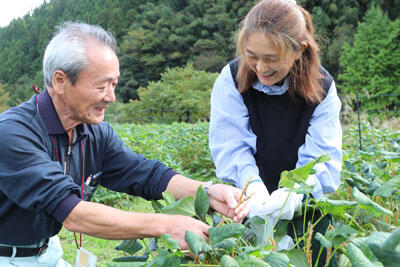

{"left": 60, "top": 120, "right": 400, "bottom": 266}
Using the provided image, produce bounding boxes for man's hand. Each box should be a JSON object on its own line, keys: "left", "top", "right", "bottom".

{"left": 163, "top": 214, "right": 210, "bottom": 250}
{"left": 166, "top": 174, "right": 249, "bottom": 223}
{"left": 207, "top": 183, "right": 249, "bottom": 222}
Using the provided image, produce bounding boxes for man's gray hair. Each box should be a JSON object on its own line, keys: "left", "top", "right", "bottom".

{"left": 43, "top": 21, "right": 117, "bottom": 88}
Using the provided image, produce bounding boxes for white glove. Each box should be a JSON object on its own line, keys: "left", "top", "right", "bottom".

{"left": 245, "top": 178, "right": 270, "bottom": 218}
{"left": 265, "top": 187, "right": 303, "bottom": 220}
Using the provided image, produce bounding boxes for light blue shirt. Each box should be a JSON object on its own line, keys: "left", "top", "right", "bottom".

{"left": 209, "top": 64, "right": 342, "bottom": 199}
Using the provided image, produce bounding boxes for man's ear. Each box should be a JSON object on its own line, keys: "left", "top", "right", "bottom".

{"left": 51, "top": 70, "right": 68, "bottom": 94}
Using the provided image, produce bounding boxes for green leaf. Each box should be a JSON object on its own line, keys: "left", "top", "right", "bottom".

{"left": 107, "top": 262, "right": 146, "bottom": 267}
{"left": 151, "top": 200, "right": 163, "bottom": 213}
{"left": 315, "top": 232, "right": 332, "bottom": 248}
{"left": 221, "top": 255, "right": 240, "bottom": 267}
{"left": 162, "top": 191, "right": 176, "bottom": 205}
{"left": 352, "top": 187, "right": 393, "bottom": 217}
{"left": 279, "top": 155, "right": 330, "bottom": 189}
{"left": 343, "top": 160, "right": 358, "bottom": 172}
{"left": 368, "top": 244, "right": 400, "bottom": 267}
{"left": 263, "top": 251, "right": 290, "bottom": 267}
{"left": 114, "top": 239, "right": 142, "bottom": 255}
{"left": 214, "top": 238, "right": 236, "bottom": 250}
{"left": 382, "top": 226, "right": 400, "bottom": 251}
{"left": 325, "top": 225, "right": 357, "bottom": 247}
{"left": 365, "top": 229, "right": 400, "bottom": 266}
{"left": 342, "top": 170, "right": 371, "bottom": 185}
{"left": 209, "top": 223, "right": 245, "bottom": 244}
{"left": 347, "top": 243, "right": 375, "bottom": 267}
{"left": 373, "top": 175, "right": 400, "bottom": 198}
{"left": 359, "top": 150, "right": 375, "bottom": 160}
{"left": 160, "top": 234, "right": 180, "bottom": 252}
{"left": 185, "top": 230, "right": 212, "bottom": 255}
{"left": 315, "top": 198, "right": 357, "bottom": 216}
{"left": 274, "top": 220, "right": 290, "bottom": 244}
{"left": 194, "top": 185, "right": 209, "bottom": 221}
{"left": 160, "top": 196, "right": 196, "bottom": 217}
{"left": 284, "top": 249, "right": 308, "bottom": 267}
{"left": 287, "top": 184, "right": 315, "bottom": 194}
{"left": 244, "top": 255, "right": 271, "bottom": 266}
{"left": 380, "top": 151, "right": 400, "bottom": 163}
{"left": 112, "top": 256, "right": 148, "bottom": 262}
{"left": 147, "top": 252, "right": 180, "bottom": 267}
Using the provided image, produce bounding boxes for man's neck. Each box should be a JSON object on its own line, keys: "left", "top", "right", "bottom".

{"left": 47, "top": 88, "right": 79, "bottom": 144}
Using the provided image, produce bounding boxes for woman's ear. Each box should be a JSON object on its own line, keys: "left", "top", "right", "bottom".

{"left": 295, "top": 41, "right": 308, "bottom": 60}
{"left": 300, "top": 41, "right": 308, "bottom": 53}
{"left": 51, "top": 70, "right": 68, "bottom": 95}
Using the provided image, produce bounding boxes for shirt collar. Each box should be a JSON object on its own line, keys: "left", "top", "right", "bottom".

{"left": 252, "top": 77, "right": 289, "bottom": 95}
{"left": 37, "top": 89, "right": 88, "bottom": 136}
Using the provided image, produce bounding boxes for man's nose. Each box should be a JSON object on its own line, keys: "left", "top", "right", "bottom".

{"left": 104, "top": 86, "right": 116, "bottom": 103}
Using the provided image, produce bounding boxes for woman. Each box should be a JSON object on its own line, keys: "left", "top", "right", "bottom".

{"left": 209, "top": 0, "right": 341, "bottom": 265}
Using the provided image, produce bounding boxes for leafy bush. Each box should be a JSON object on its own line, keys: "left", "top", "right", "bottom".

{"left": 112, "top": 122, "right": 215, "bottom": 181}
{"left": 0, "top": 83, "right": 9, "bottom": 113}
{"left": 116, "top": 64, "right": 218, "bottom": 124}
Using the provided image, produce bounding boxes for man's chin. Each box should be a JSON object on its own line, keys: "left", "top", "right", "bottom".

{"left": 87, "top": 116, "right": 105, "bottom": 125}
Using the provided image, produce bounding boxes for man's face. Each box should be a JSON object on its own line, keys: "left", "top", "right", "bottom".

{"left": 63, "top": 42, "right": 120, "bottom": 125}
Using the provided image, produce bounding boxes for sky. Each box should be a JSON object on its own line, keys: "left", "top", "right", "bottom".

{"left": 0, "top": 0, "right": 50, "bottom": 27}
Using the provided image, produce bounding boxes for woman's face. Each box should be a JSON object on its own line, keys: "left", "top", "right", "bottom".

{"left": 245, "top": 31, "right": 301, "bottom": 86}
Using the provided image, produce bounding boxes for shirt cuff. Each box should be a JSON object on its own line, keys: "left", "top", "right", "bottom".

{"left": 155, "top": 168, "right": 177, "bottom": 199}
{"left": 52, "top": 194, "right": 82, "bottom": 223}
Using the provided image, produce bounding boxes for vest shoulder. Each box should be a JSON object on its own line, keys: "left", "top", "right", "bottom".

{"left": 319, "top": 66, "right": 334, "bottom": 93}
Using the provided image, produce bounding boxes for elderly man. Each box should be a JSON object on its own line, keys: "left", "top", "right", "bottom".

{"left": 0, "top": 22, "right": 248, "bottom": 266}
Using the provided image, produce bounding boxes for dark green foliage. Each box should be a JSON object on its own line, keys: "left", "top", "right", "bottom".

{"left": 1, "top": 0, "right": 399, "bottom": 108}
{"left": 339, "top": 6, "right": 400, "bottom": 112}
{"left": 112, "top": 122, "right": 215, "bottom": 180}
{"left": 117, "top": 64, "right": 217, "bottom": 123}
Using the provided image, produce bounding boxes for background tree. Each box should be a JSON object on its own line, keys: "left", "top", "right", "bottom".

{"left": 0, "top": 84, "right": 9, "bottom": 113}
{"left": 117, "top": 64, "right": 218, "bottom": 123}
{"left": 339, "top": 6, "right": 400, "bottom": 111}
{"left": 0, "top": 0, "right": 399, "bottom": 108}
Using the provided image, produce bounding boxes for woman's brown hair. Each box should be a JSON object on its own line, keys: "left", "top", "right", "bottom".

{"left": 235, "top": 0, "right": 324, "bottom": 104}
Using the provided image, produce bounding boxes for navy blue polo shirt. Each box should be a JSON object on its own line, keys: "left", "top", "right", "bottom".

{"left": 0, "top": 89, "right": 175, "bottom": 245}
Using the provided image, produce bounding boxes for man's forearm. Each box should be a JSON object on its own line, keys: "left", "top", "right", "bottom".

{"left": 166, "top": 174, "right": 206, "bottom": 200}
{"left": 63, "top": 201, "right": 168, "bottom": 240}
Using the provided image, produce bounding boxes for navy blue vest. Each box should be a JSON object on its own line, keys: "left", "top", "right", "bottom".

{"left": 229, "top": 58, "right": 332, "bottom": 193}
